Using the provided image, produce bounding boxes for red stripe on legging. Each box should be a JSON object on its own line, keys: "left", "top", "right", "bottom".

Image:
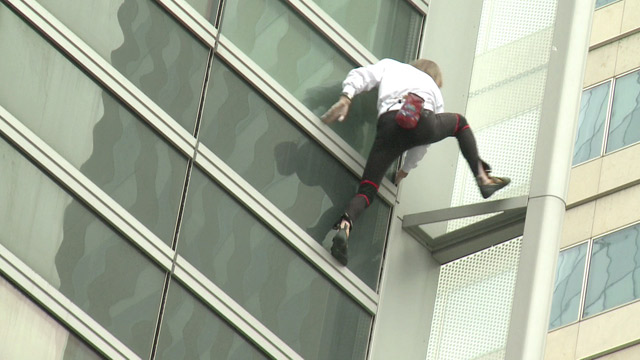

{"left": 360, "top": 180, "right": 379, "bottom": 190}
{"left": 356, "top": 194, "right": 370, "bottom": 206}
{"left": 459, "top": 124, "right": 470, "bottom": 132}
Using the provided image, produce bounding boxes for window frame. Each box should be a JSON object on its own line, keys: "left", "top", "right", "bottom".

{"left": 550, "top": 219, "right": 640, "bottom": 334}
{"left": 548, "top": 240, "right": 591, "bottom": 332}
{"left": 572, "top": 67, "right": 640, "bottom": 167}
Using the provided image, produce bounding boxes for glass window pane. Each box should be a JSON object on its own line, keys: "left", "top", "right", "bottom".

{"left": 549, "top": 243, "right": 588, "bottom": 330}
{"left": 605, "top": 70, "right": 640, "bottom": 154}
{"left": 35, "top": 0, "right": 209, "bottom": 133}
{"left": 183, "top": 0, "right": 220, "bottom": 24}
{"left": 596, "top": 0, "right": 619, "bottom": 9}
{"left": 572, "top": 82, "right": 610, "bottom": 165}
{"left": 157, "top": 280, "right": 266, "bottom": 360}
{"left": 200, "top": 59, "right": 389, "bottom": 288}
{"left": 177, "top": 167, "right": 372, "bottom": 359}
{"left": 0, "top": 139, "right": 166, "bottom": 358}
{"left": 0, "top": 276, "right": 102, "bottom": 360}
{"left": 584, "top": 223, "right": 640, "bottom": 318}
{"left": 0, "top": 6, "right": 188, "bottom": 245}
{"left": 218, "top": 0, "right": 380, "bottom": 157}
{"left": 311, "top": 0, "right": 423, "bottom": 61}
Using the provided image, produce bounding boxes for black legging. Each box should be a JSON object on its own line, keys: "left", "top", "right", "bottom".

{"left": 344, "top": 110, "right": 481, "bottom": 221}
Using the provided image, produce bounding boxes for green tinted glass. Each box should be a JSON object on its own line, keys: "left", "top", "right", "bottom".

{"left": 584, "top": 223, "right": 640, "bottom": 318}
{"left": 606, "top": 71, "right": 640, "bottom": 154}
{"left": 219, "top": 0, "right": 380, "bottom": 157}
{"left": 36, "top": 0, "right": 209, "bottom": 133}
{"left": 549, "top": 243, "right": 587, "bottom": 330}
{"left": 157, "top": 280, "right": 267, "bottom": 359}
{"left": 200, "top": 59, "right": 390, "bottom": 287}
{"left": 312, "top": 0, "right": 423, "bottom": 61}
{"left": 176, "top": 167, "right": 372, "bottom": 359}
{"left": 572, "top": 82, "right": 610, "bottom": 165}
{"left": 0, "top": 138, "right": 165, "bottom": 358}
{"left": 0, "top": 7, "right": 188, "bottom": 244}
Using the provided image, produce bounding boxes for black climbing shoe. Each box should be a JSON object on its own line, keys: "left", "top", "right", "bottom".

{"left": 331, "top": 224, "right": 349, "bottom": 266}
{"left": 479, "top": 176, "right": 511, "bottom": 199}
{"left": 331, "top": 214, "right": 352, "bottom": 266}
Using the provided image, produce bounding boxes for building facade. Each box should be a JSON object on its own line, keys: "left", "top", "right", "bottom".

{"left": 0, "top": 0, "right": 595, "bottom": 359}
{"left": 546, "top": 0, "right": 640, "bottom": 359}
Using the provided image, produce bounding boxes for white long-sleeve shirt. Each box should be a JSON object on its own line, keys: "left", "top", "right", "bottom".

{"left": 341, "top": 58, "right": 445, "bottom": 173}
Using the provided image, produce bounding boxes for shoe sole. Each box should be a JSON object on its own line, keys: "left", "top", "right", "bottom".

{"left": 480, "top": 177, "right": 511, "bottom": 199}
{"left": 331, "top": 229, "right": 348, "bottom": 266}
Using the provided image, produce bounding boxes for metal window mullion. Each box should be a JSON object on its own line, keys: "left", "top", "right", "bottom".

{"left": 9, "top": 0, "right": 197, "bottom": 158}
{"left": 157, "top": 0, "right": 219, "bottom": 47}
{"left": 407, "top": 0, "right": 429, "bottom": 15}
{"left": 285, "top": 0, "right": 377, "bottom": 65}
{"left": 0, "top": 245, "right": 139, "bottom": 360}
{"left": 216, "top": 38, "right": 398, "bottom": 203}
{"left": 578, "top": 238, "right": 593, "bottom": 321}
{"left": 0, "top": 107, "right": 175, "bottom": 271}
{"left": 173, "top": 258, "right": 303, "bottom": 360}
{"left": 194, "top": 146, "right": 379, "bottom": 314}
{"left": 601, "top": 79, "right": 615, "bottom": 156}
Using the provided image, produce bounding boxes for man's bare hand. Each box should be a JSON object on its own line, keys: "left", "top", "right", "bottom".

{"left": 395, "top": 169, "right": 408, "bottom": 185}
{"left": 321, "top": 96, "right": 351, "bottom": 124}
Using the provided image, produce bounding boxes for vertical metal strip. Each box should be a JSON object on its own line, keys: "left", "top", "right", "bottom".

{"left": 578, "top": 239, "right": 594, "bottom": 321}
{"left": 601, "top": 78, "right": 616, "bottom": 156}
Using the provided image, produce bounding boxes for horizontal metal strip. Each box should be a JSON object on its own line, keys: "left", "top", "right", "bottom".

{"left": 403, "top": 195, "right": 529, "bottom": 227}
{"left": 431, "top": 209, "right": 526, "bottom": 264}
{"left": 407, "top": 0, "right": 429, "bottom": 15}
{"left": 157, "top": 0, "right": 219, "bottom": 46}
{"left": 9, "top": 0, "right": 197, "bottom": 158}
{"left": 0, "top": 245, "right": 139, "bottom": 360}
{"left": 194, "top": 146, "right": 379, "bottom": 314}
{"left": 174, "top": 258, "right": 303, "bottom": 360}
{"left": 589, "top": 25, "right": 640, "bottom": 52}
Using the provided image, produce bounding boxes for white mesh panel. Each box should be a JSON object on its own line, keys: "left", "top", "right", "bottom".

{"left": 447, "top": 110, "right": 539, "bottom": 231}
{"left": 447, "top": 0, "right": 558, "bottom": 229}
{"left": 426, "top": 238, "right": 522, "bottom": 360}
{"left": 476, "top": 0, "right": 557, "bottom": 54}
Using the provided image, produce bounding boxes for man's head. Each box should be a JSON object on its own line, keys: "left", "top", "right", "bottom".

{"left": 410, "top": 59, "right": 443, "bottom": 88}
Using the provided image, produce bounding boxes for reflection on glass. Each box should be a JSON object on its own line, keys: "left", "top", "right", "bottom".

{"left": 0, "top": 139, "right": 165, "bottom": 358}
{"left": 200, "top": 59, "right": 389, "bottom": 287}
{"left": 0, "top": 8, "right": 188, "bottom": 245}
{"left": 36, "top": 0, "right": 209, "bottom": 133}
{"left": 157, "top": 279, "right": 266, "bottom": 359}
{"left": 584, "top": 223, "right": 640, "bottom": 318}
{"left": 0, "top": 276, "right": 101, "bottom": 360}
{"left": 183, "top": 0, "right": 220, "bottom": 24}
{"left": 311, "top": 0, "right": 422, "bottom": 61}
{"left": 177, "top": 167, "right": 372, "bottom": 359}
{"left": 573, "top": 82, "right": 610, "bottom": 165}
{"left": 218, "top": 0, "right": 380, "bottom": 157}
{"left": 549, "top": 243, "right": 587, "bottom": 330}
{"left": 606, "top": 71, "right": 640, "bottom": 154}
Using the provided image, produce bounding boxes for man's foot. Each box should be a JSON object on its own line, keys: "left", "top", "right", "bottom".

{"left": 478, "top": 176, "right": 510, "bottom": 199}
{"left": 331, "top": 218, "right": 351, "bottom": 266}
